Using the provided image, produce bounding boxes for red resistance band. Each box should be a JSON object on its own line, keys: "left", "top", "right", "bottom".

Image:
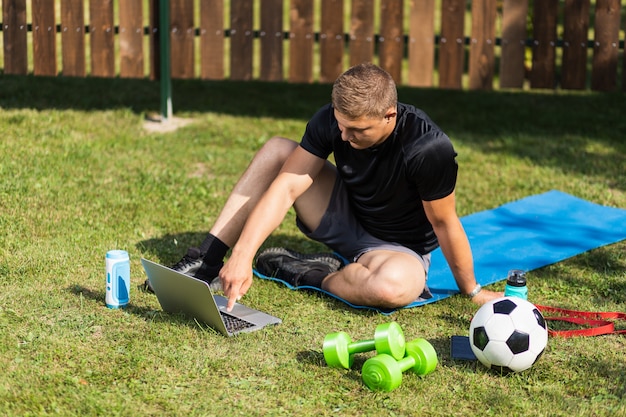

{"left": 535, "top": 305, "right": 626, "bottom": 337}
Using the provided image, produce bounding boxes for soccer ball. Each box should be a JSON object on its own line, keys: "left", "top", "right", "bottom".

{"left": 469, "top": 296, "right": 548, "bottom": 373}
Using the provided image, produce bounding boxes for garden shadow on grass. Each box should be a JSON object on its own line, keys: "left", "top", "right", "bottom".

{"left": 296, "top": 349, "right": 365, "bottom": 385}
{"left": 3, "top": 75, "right": 625, "bottom": 192}
{"left": 136, "top": 231, "right": 333, "bottom": 266}
{"left": 68, "top": 284, "right": 155, "bottom": 318}
{"left": 66, "top": 284, "right": 222, "bottom": 333}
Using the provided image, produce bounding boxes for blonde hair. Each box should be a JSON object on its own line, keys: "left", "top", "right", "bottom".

{"left": 331, "top": 62, "right": 397, "bottom": 119}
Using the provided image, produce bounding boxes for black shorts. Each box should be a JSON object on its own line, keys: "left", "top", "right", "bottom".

{"left": 296, "top": 176, "right": 432, "bottom": 274}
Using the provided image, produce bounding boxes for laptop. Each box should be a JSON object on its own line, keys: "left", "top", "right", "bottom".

{"left": 141, "top": 258, "right": 282, "bottom": 336}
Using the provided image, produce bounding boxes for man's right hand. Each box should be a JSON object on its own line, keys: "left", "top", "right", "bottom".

{"left": 471, "top": 289, "right": 504, "bottom": 305}
{"left": 219, "top": 252, "right": 255, "bottom": 312}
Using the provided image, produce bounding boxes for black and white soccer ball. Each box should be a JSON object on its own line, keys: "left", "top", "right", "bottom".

{"left": 469, "top": 296, "right": 548, "bottom": 373}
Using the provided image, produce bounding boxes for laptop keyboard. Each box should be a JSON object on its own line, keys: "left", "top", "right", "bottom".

{"left": 220, "top": 311, "right": 255, "bottom": 333}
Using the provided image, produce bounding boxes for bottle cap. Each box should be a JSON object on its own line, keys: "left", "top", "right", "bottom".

{"left": 106, "top": 249, "right": 129, "bottom": 260}
{"left": 507, "top": 269, "right": 526, "bottom": 287}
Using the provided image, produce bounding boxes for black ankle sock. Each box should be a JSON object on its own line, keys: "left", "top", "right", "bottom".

{"left": 297, "top": 267, "right": 329, "bottom": 288}
{"left": 198, "top": 234, "right": 229, "bottom": 266}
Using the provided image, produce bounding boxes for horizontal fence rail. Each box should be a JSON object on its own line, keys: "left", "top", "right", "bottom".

{"left": 1, "top": 0, "right": 625, "bottom": 92}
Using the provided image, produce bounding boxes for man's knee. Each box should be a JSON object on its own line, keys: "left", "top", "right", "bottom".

{"left": 371, "top": 273, "right": 425, "bottom": 307}
{"left": 364, "top": 254, "right": 426, "bottom": 307}
{"left": 259, "top": 136, "right": 299, "bottom": 163}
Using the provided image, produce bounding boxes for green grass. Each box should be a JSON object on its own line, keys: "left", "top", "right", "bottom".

{"left": 1, "top": 74, "right": 625, "bottom": 416}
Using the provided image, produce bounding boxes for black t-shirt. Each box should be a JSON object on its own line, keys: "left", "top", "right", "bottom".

{"left": 300, "top": 102, "right": 458, "bottom": 254}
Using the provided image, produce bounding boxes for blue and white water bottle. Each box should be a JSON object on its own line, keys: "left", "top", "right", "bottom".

{"left": 504, "top": 269, "right": 528, "bottom": 300}
{"left": 105, "top": 250, "right": 130, "bottom": 308}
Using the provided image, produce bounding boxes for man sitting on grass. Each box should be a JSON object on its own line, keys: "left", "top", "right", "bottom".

{"left": 157, "top": 62, "right": 502, "bottom": 311}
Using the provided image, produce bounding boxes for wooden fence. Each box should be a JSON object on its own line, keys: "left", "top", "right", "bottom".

{"left": 2, "top": 0, "right": 625, "bottom": 91}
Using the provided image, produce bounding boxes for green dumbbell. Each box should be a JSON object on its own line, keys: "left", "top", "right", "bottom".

{"left": 361, "top": 338, "right": 438, "bottom": 392}
{"left": 323, "top": 322, "right": 406, "bottom": 369}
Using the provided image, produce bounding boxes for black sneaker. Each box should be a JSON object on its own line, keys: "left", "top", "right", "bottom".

{"left": 141, "top": 248, "right": 223, "bottom": 293}
{"left": 255, "top": 247, "right": 343, "bottom": 288}
{"left": 171, "top": 247, "right": 204, "bottom": 275}
{"left": 193, "top": 262, "right": 224, "bottom": 291}
{"left": 173, "top": 247, "right": 224, "bottom": 290}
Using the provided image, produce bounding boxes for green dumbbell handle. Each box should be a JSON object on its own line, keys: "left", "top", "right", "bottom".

{"left": 362, "top": 338, "right": 438, "bottom": 392}
{"left": 348, "top": 339, "right": 376, "bottom": 354}
{"left": 399, "top": 338, "right": 438, "bottom": 375}
{"left": 323, "top": 322, "right": 405, "bottom": 369}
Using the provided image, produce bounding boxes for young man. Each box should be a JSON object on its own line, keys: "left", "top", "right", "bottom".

{"left": 165, "top": 62, "right": 502, "bottom": 311}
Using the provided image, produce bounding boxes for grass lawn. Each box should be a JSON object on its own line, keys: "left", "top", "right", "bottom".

{"left": 0, "top": 74, "right": 625, "bottom": 416}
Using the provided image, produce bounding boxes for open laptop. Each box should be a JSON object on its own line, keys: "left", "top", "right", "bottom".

{"left": 141, "top": 258, "right": 281, "bottom": 336}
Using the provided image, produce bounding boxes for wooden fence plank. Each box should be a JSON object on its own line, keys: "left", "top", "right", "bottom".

{"left": 349, "top": 0, "right": 374, "bottom": 67}
{"left": 530, "top": 0, "right": 557, "bottom": 89}
{"left": 499, "top": 0, "right": 528, "bottom": 89}
{"left": 3, "top": 0, "right": 28, "bottom": 74}
{"left": 260, "top": 0, "right": 283, "bottom": 81}
{"left": 379, "top": 0, "right": 403, "bottom": 84}
{"left": 320, "top": 0, "right": 344, "bottom": 83}
{"left": 61, "top": 0, "right": 86, "bottom": 77}
{"left": 408, "top": 0, "right": 435, "bottom": 87}
{"left": 591, "top": 0, "right": 621, "bottom": 91}
{"left": 230, "top": 0, "right": 254, "bottom": 80}
{"left": 561, "top": 0, "right": 590, "bottom": 90}
{"left": 469, "top": 0, "right": 496, "bottom": 90}
{"left": 170, "top": 0, "right": 195, "bottom": 79}
{"left": 119, "top": 0, "right": 144, "bottom": 78}
{"left": 439, "top": 0, "right": 465, "bottom": 89}
{"left": 32, "top": 0, "right": 57, "bottom": 76}
{"left": 90, "top": 0, "right": 115, "bottom": 77}
{"left": 200, "top": 0, "right": 224, "bottom": 80}
{"left": 289, "top": 0, "right": 314, "bottom": 83}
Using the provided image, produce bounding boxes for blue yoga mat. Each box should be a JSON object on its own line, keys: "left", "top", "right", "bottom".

{"left": 254, "top": 190, "right": 626, "bottom": 314}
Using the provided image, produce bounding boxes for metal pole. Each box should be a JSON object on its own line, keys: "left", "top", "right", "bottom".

{"left": 159, "top": 0, "right": 173, "bottom": 121}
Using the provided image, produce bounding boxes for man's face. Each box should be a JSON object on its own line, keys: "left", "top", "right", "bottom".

{"left": 334, "top": 108, "right": 397, "bottom": 150}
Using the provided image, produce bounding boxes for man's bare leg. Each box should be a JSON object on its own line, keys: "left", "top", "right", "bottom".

{"left": 169, "top": 137, "right": 298, "bottom": 274}
{"left": 207, "top": 137, "right": 299, "bottom": 247}
{"left": 321, "top": 250, "right": 426, "bottom": 308}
